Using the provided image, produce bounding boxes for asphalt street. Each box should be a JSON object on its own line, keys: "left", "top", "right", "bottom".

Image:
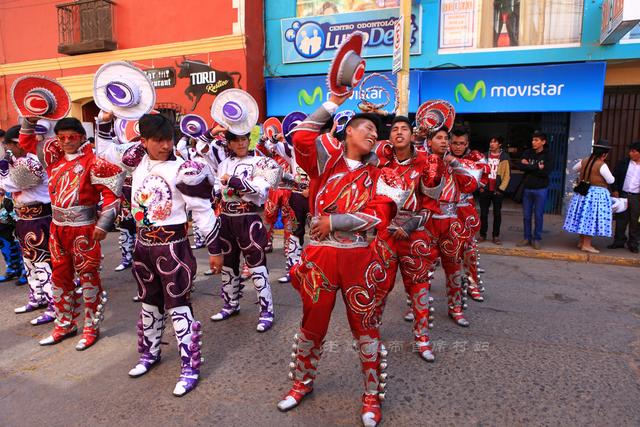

{"left": 0, "top": 232, "right": 638, "bottom": 426}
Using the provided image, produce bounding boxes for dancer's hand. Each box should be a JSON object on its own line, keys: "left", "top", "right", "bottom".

{"left": 93, "top": 227, "right": 107, "bottom": 241}
{"left": 98, "top": 110, "right": 114, "bottom": 122}
{"left": 310, "top": 216, "right": 331, "bottom": 240}
{"left": 329, "top": 92, "right": 350, "bottom": 106}
{"left": 209, "top": 255, "right": 223, "bottom": 274}
{"left": 210, "top": 124, "right": 226, "bottom": 136}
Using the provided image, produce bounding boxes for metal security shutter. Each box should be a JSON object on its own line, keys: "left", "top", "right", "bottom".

{"left": 595, "top": 86, "right": 640, "bottom": 168}
{"left": 540, "top": 112, "right": 569, "bottom": 215}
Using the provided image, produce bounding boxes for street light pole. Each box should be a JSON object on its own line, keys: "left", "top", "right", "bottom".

{"left": 396, "top": 0, "right": 412, "bottom": 116}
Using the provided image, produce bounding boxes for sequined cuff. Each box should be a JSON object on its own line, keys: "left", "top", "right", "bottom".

{"left": 96, "top": 120, "right": 114, "bottom": 141}
{"left": 227, "top": 176, "right": 257, "bottom": 195}
{"left": 96, "top": 200, "right": 119, "bottom": 232}
{"left": 19, "top": 119, "right": 36, "bottom": 135}
{"left": 330, "top": 213, "right": 381, "bottom": 232}
{"left": 400, "top": 215, "right": 422, "bottom": 235}
{"left": 420, "top": 176, "right": 445, "bottom": 200}
{"left": 293, "top": 104, "right": 334, "bottom": 134}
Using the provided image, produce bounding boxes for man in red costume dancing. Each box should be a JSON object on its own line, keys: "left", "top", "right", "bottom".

{"left": 372, "top": 116, "right": 444, "bottom": 362}
{"left": 276, "top": 93, "right": 406, "bottom": 427}
{"left": 450, "top": 126, "right": 490, "bottom": 303}
{"left": 20, "top": 117, "right": 123, "bottom": 350}
{"left": 421, "top": 124, "right": 482, "bottom": 328}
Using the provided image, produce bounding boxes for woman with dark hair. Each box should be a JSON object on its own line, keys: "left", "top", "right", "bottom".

{"left": 563, "top": 141, "right": 615, "bottom": 253}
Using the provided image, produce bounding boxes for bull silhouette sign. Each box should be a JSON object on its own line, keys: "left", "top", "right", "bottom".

{"left": 175, "top": 57, "right": 242, "bottom": 111}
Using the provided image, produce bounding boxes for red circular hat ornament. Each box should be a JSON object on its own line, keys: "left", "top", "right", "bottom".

{"left": 11, "top": 75, "right": 71, "bottom": 120}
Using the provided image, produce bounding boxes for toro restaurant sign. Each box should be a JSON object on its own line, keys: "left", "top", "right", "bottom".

{"left": 600, "top": 0, "right": 640, "bottom": 44}
{"left": 143, "top": 67, "right": 176, "bottom": 89}
{"left": 175, "top": 59, "right": 242, "bottom": 111}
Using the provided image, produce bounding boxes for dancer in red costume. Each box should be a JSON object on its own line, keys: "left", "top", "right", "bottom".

{"left": 276, "top": 93, "right": 407, "bottom": 426}
{"left": 420, "top": 125, "right": 482, "bottom": 328}
{"left": 450, "top": 126, "right": 490, "bottom": 303}
{"left": 258, "top": 137, "right": 292, "bottom": 254}
{"left": 257, "top": 132, "right": 310, "bottom": 283}
{"left": 372, "top": 116, "right": 444, "bottom": 362}
{"left": 20, "top": 117, "right": 123, "bottom": 350}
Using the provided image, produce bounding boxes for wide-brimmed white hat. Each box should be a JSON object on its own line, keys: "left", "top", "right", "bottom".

{"left": 93, "top": 61, "right": 156, "bottom": 120}
{"left": 210, "top": 89, "right": 258, "bottom": 135}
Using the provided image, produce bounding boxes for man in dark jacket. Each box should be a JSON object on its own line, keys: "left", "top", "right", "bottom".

{"left": 516, "top": 131, "right": 552, "bottom": 250}
{"left": 479, "top": 135, "right": 511, "bottom": 244}
{"left": 608, "top": 141, "right": 640, "bottom": 253}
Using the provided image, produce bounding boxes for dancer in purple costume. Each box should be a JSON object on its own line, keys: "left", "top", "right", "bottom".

{"left": 210, "top": 130, "right": 281, "bottom": 332}
{"left": 97, "top": 112, "right": 222, "bottom": 396}
{"left": 1, "top": 125, "right": 55, "bottom": 326}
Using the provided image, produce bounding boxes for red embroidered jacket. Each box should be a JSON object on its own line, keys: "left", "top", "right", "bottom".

{"left": 291, "top": 106, "right": 407, "bottom": 247}
{"left": 19, "top": 122, "right": 123, "bottom": 231}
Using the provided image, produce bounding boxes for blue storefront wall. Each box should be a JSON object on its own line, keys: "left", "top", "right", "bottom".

{"left": 265, "top": 62, "right": 607, "bottom": 117}
{"left": 265, "top": 0, "right": 640, "bottom": 78}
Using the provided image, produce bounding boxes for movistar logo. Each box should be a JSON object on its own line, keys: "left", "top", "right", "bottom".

{"left": 454, "top": 80, "right": 486, "bottom": 103}
{"left": 298, "top": 86, "right": 323, "bottom": 106}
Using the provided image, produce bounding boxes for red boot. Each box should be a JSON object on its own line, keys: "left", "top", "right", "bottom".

{"left": 277, "top": 380, "right": 313, "bottom": 411}
{"left": 39, "top": 324, "right": 78, "bottom": 346}
{"left": 467, "top": 281, "right": 484, "bottom": 302}
{"left": 449, "top": 306, "right": 470, "bottom": 327}
{"left": 75, "top": 326, "right": 99, "bottom": 351}
{"left": 277, "top": 330, "right": 322, "bottom": 412}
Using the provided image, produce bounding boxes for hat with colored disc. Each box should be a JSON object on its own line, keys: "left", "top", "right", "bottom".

{"left": 11, "top": 75, "right": 71, "bottom": 120}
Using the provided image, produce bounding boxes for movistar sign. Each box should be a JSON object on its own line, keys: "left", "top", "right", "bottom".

{"left": 421, "top": 62, "right": 606, "bottom": 113}
{"left": 455, "top": 81, "right": 486, "bottom": 103}
{"left": 298, "top": 87, "right": 323, "bottom": 106}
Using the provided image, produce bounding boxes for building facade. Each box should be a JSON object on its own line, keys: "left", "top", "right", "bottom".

{"left": 264, "top": 0, "right": 640, "bottom": 214}
{"left": 0, "top": 0, "right": 265, "bottom": 134}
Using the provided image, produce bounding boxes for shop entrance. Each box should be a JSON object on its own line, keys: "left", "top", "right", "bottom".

{"left": 457, "top": 112, "right": 569, "bottom": 214}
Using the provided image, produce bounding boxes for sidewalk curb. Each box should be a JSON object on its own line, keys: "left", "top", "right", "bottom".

{"left": 478, "top": 246, "right": 640, "bottom": 268}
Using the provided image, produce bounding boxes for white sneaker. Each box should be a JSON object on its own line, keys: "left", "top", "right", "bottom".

{"left": 420, "top": 349, "right": 435, "bottom": 362}
{"left": 277, "top": 396, "right": 298, "bottom": 411}
{"left": 362, "top": 412, "right": 379, "bottom": 427}
{"left": 277, "top": 274, "right": 291, "bottom": 283}
{"left": 403, "top": 309, "right": 414, "bottom": 321}
{"left": 114, "top": 263, "right": 130, "bottom": 272}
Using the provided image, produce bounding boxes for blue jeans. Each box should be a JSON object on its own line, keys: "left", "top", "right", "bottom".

{"left": 522, "top": 188, "right": 547, "bottom": 241}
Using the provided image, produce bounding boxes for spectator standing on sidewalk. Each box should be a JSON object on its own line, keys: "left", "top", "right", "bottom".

{"left": 608, "top": 141, "right": 640, "bottom": 254}
{"left": 516, "top": 131, "right": 552, "bottom": 250}
{"left": 563, "top": 140, "right": 614, "bottom": 253}
{"left": 479, "top": 136, "right": 510, "bottom": 244}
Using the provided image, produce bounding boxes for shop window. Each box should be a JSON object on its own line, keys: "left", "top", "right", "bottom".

{"left": 296, "top": 0, "right": 400, "bottom": 17}
{"left": 439, "top": 0, "right": 584, "bottom": 52}
{"left": 620, "top": 22, "right": 640, "bottom": 44}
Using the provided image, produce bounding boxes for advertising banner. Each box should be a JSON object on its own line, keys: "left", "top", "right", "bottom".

{"left": 266, "top": 71, "right": 420, "bottom": 116}
{"left": 420, "top": 62, "right": 606, "bottom": 113}
{"left": 280, "top": 7, "right": 422, "bottom": 64}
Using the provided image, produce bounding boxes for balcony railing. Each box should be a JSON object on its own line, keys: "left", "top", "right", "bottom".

{"left": 56, "top": 0, "right": 116, "bottom": 55}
